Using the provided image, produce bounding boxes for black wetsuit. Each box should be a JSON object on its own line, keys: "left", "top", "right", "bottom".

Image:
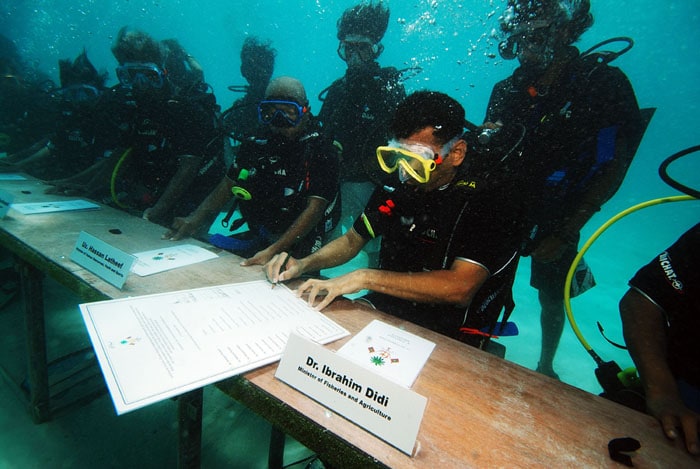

{"left": 628, "top": 223, "right": 700, "bottom": 388}
{"left": 0, "top": 82, "right": 57, "bottom": 155}
{"left": 318, "top": 63, "right": 405, "bottom": 183}
{"left": 100, "top": 84, "right": 223, "bottom": 221}
{"left": 486, "top": 46, "right": 643, "bottom": 297}
{"left": 40, "top": 90, "right": 107, "bottom": 180}
{"left": 351, "top": 173, "right": 523, "bottom": 348}
{"left": 225, "top": 122, "right": 340, "bottom": 259}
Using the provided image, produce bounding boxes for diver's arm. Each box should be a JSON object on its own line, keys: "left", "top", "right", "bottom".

{"left": 15, "top": 145, "right": 52, "bottom": 168}
{"left": 551, "top": 138, "right": 632, "bottom": 246}
{"left": 2, "top": 141, "right": 52, "bottom": 169}
{"left": 164, "top": 175, "right": 233, "bottom": 240}
{"left": 620, "top": 289, "right": 699, "bottom": 454}
{"left": 44, "top": 156, "right": 117, "bottom": 196}
{"left": 241, "top": 196, "right": 328, "bottom": 266}
{"left": 296, "top": 257, "right": 489, "bottom": 311}
{"left": 144, "top": 154, "right": 202, "bottom": 223}
{"left": 2, "top": 138, "right": 51, "bottom": 164}
{"left": 264, "top": 228, "right": 367, "bottom": 284}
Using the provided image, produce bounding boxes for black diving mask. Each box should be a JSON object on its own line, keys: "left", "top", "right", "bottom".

{"left": 258, "top": 100, "right": 308, "bottom": 128}
{"left": 498, "top": 19, "right": 552, "bottom": 60}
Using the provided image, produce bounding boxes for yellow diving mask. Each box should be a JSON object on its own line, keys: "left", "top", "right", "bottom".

{"left": 376, "top": 137, "right": 457, "bottom": 183}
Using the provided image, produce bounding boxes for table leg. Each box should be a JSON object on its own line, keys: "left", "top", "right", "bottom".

{"left": 268, "top": 426, "right": 285, "bottom": 469}
{"left": 19, "top": 260, "right": 50, "bottom": 423}
{"left": 178, "top": 388, "right": 203, "bottom": 469}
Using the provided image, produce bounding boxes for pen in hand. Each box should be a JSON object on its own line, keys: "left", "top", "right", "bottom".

{"left": 271, "top": 253, "right": 291, "bottom": 289}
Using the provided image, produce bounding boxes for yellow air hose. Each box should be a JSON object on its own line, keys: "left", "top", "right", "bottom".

{"left": 564, "top": 194, "right": 697, "bottom": 363}
{"left": 110, "top": 148, "right": 133, "bottom": 208}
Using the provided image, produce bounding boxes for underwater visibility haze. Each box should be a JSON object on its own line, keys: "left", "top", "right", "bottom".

{"left": 0, "top": 0, "right": 698, "bottom": 465}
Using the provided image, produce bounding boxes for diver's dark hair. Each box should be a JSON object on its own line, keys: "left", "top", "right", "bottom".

{"left": 111, "top": 26, "right": 163, "bottom": 65}
{"left": 59, "top": 49, "right": 107, "bottom": 88}
{"left": 337, "top": 1, "right": 390, "bottom": 43}
{"left": 240, "top": 36, "right": 276, "bottom": 85}
{"left": 502, "top": 0, "right": 593, "bottom": 44}
{"left": 390, "top": 91, "right": 465, "bottom": 145}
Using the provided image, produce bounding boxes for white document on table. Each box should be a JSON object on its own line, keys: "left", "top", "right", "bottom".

{"left": 11, "top": 199, "right": 100, "bottom": 214}
{"left": 337, "top": 320, "right": 435, "bottom": 388}
{"left": 130, "top": 244, "right": 218, "bottom": 276}
{"left": 79, "top": 280, "right": 349, "bottom": 414}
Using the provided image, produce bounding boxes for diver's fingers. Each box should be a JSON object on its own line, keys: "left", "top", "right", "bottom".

{"left": 660, "top": 413, "right": 680, "bottom": 440}
{"left": 297, "top": 280, "right": 335, "bottom": 310}
{"left": 265, "top": 252, "right": 287, "bottom": 283}
{"left": 169, "top": 227, "right": 188, "bottom": 241}
{"left": 312, "top": 290, "right": 336, "bottom": 311}
{"left": 296, "top": 279, "right": 319, "bottom": 303}
{"left": 679, "top": 413, "right": 700, "bottom": 454}
{"left": 277, "top": 257, "right": 299, "bottom": 283}
{"left": 305, "top": 281, "right": 322, "bottom": 307}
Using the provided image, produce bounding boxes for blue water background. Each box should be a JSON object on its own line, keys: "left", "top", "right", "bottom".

{"left": 1, "top": 0, "right": 698, "bottom": 394}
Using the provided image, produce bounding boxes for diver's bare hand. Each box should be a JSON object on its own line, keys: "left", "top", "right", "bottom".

{"left": 44, "top": 182, "right": 84, "bottom": 196}
{"left": 163, "top": 216, "right": 196, "bottom": 241}
{"left": 647, "top": 393, "right": 700, "bottom": 455}
{"left": 264, "top": 252, "right": 300, "bottom": 284}
{"left": 530, "top": 234, "right": 570, "bottom": 263}
{"left": 296, "top": 273, "right": 361, "bottom": 310}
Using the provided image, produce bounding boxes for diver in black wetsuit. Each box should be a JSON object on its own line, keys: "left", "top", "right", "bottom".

{"left": 485, "top": 0, "right": 649, "bottom": 379}
{"left": 318, "top": 1, "right": 406, "bottom": 268}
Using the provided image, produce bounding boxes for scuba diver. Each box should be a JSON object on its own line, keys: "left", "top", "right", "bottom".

{"left": 484, "top": 0, "right": 651, "bottom": 379}
{"left": 620, "top": 222, "right": 700, "bottom": 456}
{"left": 264, "top": 91, "right": 524, "bottom": 353}
{"left": 47, "top": 28, "right": 223, "bottom": 228}
{"left": 0, "top": 34, "right": 56, "bottom": 158}
{"left": 1, "top": 49, "right": 108, "bottom": 180}
{"left": 221, "top": 36, "right": 276, "bottom": 145}
{"left": 164, "top": 76, "right": 340, "bottom": 268}
{"left": 111, "top": 26, "right": 205, "bottom": 96}
{"left": 318, "top": 0, "right": 406, "bottom": 268}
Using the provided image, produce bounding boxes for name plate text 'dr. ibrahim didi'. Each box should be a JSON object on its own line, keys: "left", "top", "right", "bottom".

{"left": 276, "top": 333, "right": 427, "bottom": 456}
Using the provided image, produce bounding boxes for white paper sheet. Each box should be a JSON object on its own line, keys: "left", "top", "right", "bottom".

{"left": 337, "top": 320, "right": 435, "bottom": 388}
{"left": 80, "top": 280, "right": 349, "bottom": 414}
{"left": 11, "top": 199, "right": 100, "bottom": 214}
{"left": 130, "top": 244, "right": 218, "bottom": 276}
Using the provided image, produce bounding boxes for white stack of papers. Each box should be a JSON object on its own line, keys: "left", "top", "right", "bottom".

{"left": 80, "top": 280, "right": 349, "bottom": 414}
{"left": 337, "top": 320, "right": 435, "bottom": 388}
{"left": 11, "top": 199, "right": 100, "bottom": 214}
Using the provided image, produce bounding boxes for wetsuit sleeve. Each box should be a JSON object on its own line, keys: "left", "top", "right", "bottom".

{"left": 555, "top": 65, "right": 643, "bottom": 238}
{"left": 628, "top": 223, "right": 700, "bottom": 318}
{"left": 581, "top": 65, "right": 642, "bottom": 204}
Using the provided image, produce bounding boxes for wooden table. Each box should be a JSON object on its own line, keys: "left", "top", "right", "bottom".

{"left": 218, "top": 299, "right": 699, "bottom": 468}
{"left": 0, "top": 177, "right": 259, "bottom": 426}
{"left": 2, "top": 176, "right": 698, "bottom": 468}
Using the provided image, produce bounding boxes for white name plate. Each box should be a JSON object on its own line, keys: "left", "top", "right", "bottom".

{"left": 275, "top": 332, "right": 427, "bottom": 455}
{"left": 70, "top": 231, "right": 136, "bottom": 289}
{"left": 0, "top": 189, "right": 14, "bottom": 218}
